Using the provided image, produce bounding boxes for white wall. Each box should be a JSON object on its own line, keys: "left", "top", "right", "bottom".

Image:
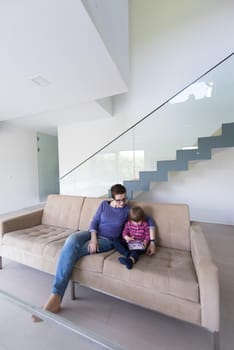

{"left": 81, "top": 0, "right": 129, "bottom": 84}
{"left": 58, "top": 0, "right": 234, "bottom": 224}
{"left": 0, "top": 124, "right": 39, "bottom": 214}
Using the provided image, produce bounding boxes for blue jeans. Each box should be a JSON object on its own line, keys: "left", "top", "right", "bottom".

{"left": 52, "top": 230, "right": 115, "bottom": 297}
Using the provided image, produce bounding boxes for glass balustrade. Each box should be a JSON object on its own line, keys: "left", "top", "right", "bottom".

{"left": 60, "top": 54, "right": 234, "bottom": 198}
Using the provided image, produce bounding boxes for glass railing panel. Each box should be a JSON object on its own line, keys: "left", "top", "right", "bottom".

{"left": 60, "top": 54, "right": 234, "bottom": 196}
{"left": 60, "top": 130, "right": 135, "bottom": 197}
{"left": 134, "top": 55, "right": 234, "bottom": 172}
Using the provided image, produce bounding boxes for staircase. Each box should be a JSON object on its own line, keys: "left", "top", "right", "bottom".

{"left": 124, "top": 122, "right": 234, "bottom": 199}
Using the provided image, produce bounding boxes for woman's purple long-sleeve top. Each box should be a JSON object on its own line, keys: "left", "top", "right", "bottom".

{"left": 89, "top": 200, "right": 155, "bottom": 240}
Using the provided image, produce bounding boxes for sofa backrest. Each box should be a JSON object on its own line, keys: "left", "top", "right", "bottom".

{"left": 79, "top": 197, "right": 107, "bottom": 231}
{"left": 41, "top": 195, "right": 191, "bottom": 251}
{"left": 129, "top": 200, "right": 191, "bottom": 251}
{"left": 42, "top": 194, "right": 85, "bottom": 229}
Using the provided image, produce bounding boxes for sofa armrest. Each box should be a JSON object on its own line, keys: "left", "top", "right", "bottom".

{"left": 0, "top": 209, "right": 44, "bottom": 240}
{"left": 190, "top": 222, "right": 219, "bottom": 332}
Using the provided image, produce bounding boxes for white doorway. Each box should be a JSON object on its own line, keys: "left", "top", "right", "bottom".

{"left": 37, "top": 133, "right": 60, "bottom": 202}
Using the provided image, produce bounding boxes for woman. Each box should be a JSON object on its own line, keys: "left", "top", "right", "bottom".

{"left": 35, "top": 184, "right": 156, "bottom": 317}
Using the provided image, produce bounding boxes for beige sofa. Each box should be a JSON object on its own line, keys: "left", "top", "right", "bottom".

{"left": 0, "top": 194, "right": 219, "bottom": 348}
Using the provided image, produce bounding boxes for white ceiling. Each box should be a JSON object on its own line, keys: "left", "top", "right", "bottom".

{"left": 0, "top": 0, "right": 128, "bottom": 134}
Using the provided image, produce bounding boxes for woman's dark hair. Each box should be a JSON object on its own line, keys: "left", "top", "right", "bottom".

{"left": 110, "top": 184, "right": 126, "bottom": 199}
{"left": 129, "top": 206, "right": 146, "bottom": 222}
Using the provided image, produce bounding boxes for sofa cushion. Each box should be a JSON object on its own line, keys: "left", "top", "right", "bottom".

{"left": 73, "top": 250, "right": 115, "bottom": 274}
{"left": 103, "top": 247, "right": 199, "bottom": 303}
{"left": 42, "top": 195, "right": 85, "bottom": 229}
{"left": 129, "top": 201, "right": 191, "bottom": 251}
{"left": 2, "top": 225, "right": 74, "bottom": 258}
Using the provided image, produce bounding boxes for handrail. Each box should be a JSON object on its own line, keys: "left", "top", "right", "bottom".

{"left": 60, "top": 52, "right": 234, "bottom": 180}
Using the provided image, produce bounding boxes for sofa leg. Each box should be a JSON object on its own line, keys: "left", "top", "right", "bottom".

{"left": 70, "top": 280, "right": 76, "bottom": 300}
{"left": 0, "top": 256, "right": 2, "bottom": 269}
{"left": 211, "top": 331, "right": 219, "bottom": 350}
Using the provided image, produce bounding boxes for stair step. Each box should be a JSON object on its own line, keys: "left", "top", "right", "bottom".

{"left": 222, "top": 122, "right": 234, "bottom": 137}
{"left": 176, "top": 148, "right": 211, "bottom": 161}
{"left": 198, "top": 135, "right": 234, "bottom": 149}
{"left": 140, "top": 170, "right": 168, "bottom": 182}
{"left": 124, "top": 179, "right": 150, "bottom": 199}
{"left": 157, "top": 159, "right": 188, "bottom": 171}
{"left": 124, "top": 179, "right": 150, "bottom": 193}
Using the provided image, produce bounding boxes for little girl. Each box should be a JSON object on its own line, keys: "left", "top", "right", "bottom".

{"left": 113, "top": 206, "right": 150, "bottom": 269}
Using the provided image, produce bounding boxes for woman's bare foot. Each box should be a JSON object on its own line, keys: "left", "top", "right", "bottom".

{"left": 43, "top": 293, "right": 61, "bottom": 314}
{"left": 32, "top": 294, "right": 61, "bottom": 322}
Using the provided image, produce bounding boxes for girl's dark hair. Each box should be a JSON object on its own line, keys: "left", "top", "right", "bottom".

{"left": 110, "top": 184, "right": 126, "bottom": 199}
{"left": 129, "top": 206, "right": 146, "bottom": 222}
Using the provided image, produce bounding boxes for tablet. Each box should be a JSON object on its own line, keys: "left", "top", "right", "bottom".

{"left": 128, "top": 241, "right": 145, "bottom": 250}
